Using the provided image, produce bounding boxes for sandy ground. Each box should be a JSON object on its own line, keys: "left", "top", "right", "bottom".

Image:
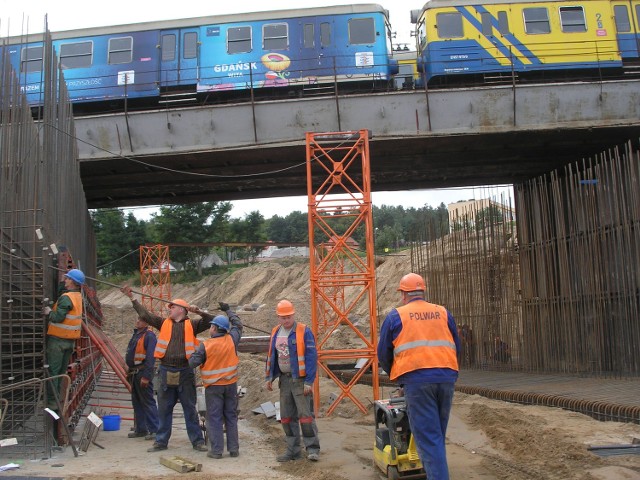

{"left": 7, "top": 259, "right": 640, "bottom": 479}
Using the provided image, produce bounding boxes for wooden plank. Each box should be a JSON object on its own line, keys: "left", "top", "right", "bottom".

{"left": 159, "top": 455, "right": 202, "bottom": 474}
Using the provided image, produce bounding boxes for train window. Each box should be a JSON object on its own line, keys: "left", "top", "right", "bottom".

{"left": 304, "top": 24, "right": 314, "bottom": 48}
{"left": 60, "top": 41, "right": 93, "bottom": 69}
{"left": 228, "top": 26, "right": 252, "bottom": 54}
{"left": 184, "top": 32, "right": 198, "bottom": 59}
{"left": 523, "top": 8, "right": 551, "bottom": 34}
{"left": 613, "top": 5, "right": 631, "bottom": 32}
{"left": 559, "top": 6, "right": 586, "bottom": 32}
{"left": 263, "top": 23, "right": 288, "bottom": 50}
{"left": 481, "top": 12, "right": 493, "bottom": 35}
{"left": 436, "top": 12, "right": 463, "bottom": 38}
{"left": 349, "top": 17, "right": 375, "bottom": 44}
{"left": 21, "top": 46, "right": 43, "bottom": 73}
{"left": 108, "top": 37, "right": 133, "bottom": 64}
{"left": 162, "top": 34, "right": 176, "bottom": 61}
{"left": 320, "top": 22, "right": 331, "bottom": 47}
{"left": 498, "top": 11, "right": 510, "bottom": 34}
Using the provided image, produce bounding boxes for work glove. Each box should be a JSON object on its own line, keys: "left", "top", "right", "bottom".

{"left": 42, "top": 306, "right": 52, "bottom": 316}
{"left": 140, "top": 377, "right": 150, "bottom": 388}
{"left": 303, "top": 384, "right": 313, "bottom": 396}
{"left": 219, "top": 302, "right": 230, "bottom": 312}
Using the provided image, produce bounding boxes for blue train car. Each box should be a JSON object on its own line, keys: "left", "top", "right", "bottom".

{"left": 411, "top": 0, "right": 625, "bottom": 86}
{"left": 2, "top": 4, "right": 398, "bottom": 108}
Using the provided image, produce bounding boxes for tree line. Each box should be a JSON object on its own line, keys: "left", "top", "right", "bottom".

{"left": 91, "top": 201, "right": 451, "bottom": 276}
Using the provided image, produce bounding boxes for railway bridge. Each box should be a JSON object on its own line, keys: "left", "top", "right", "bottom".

{"left": 75, "top": 79, "right": 640, "bottom": 208}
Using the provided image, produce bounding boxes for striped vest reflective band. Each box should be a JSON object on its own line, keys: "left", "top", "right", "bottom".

{"left": 47, "top": 291, "right": 83, "bottom": 339}
{"left": 266, "top": 322, "right": 307, "bottom": 378}
{"left": 390, "top": 300, "right": 458, "bottom": 381}
{"left": 201, "top": 335, "right": 238, "bottom": 387}
{"left": 134, "top": 329, "right": 150, "bottom": 365}
{"left": 154, "top": 318, "right": 198, "bottom": 359}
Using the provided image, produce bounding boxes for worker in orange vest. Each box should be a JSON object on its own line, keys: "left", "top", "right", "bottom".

{"left": 377, "top": 273, "right": 461, "bottom": 480}
{"left": 189, "top": 307, "right": 243, "bottom": 459}
{"left": 121, "top": 285, "right": 210, "bottom": 453}
{"left": 265, "top": 299, "right": 320, "bottom": 462}
{"left": 43, "top": 268, "right": 85, "bottom": 410}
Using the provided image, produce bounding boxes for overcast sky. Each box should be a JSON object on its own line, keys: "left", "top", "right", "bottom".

{"left": 1, "top": 0, "right": 512, "bottom": 219}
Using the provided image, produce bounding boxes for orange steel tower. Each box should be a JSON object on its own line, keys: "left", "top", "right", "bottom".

{"left": 139, "top": 244, "right": 171, "bottom": 316}
{"left": 306, "top": 130, "right": 379, "bottom": 416}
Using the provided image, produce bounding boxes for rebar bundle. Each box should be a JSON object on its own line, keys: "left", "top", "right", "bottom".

{"left": 0, "top": 28, "right": 98, "bottom": 458}
{"left": 410, "top": 141, "right": 640, "bottom": 378}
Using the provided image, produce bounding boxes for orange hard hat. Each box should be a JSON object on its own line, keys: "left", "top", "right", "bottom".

{"left": 276, "top": 299, "right": 295, "bottom": 316}
{"left": 168, "top": 298, "right": 190, "bottom": 310}
{"left": 397, "top": 273, "right": 426, "bottom": 292}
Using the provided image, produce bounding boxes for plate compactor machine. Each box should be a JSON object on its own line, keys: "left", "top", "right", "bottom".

{"left": 373, "top": 397, "right": 425, "bottom": 479}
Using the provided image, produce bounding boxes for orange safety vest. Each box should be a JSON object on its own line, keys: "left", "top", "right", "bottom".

{"left": 390, "top": 300, "right": 458, "bottom": 381}
{"left": 154, "top": 318, "right": 198, "bottom": 359}
{"left": 47, "top": 291, "right": 83, "bottom": 340}
{"left": 200, "top": 335, "right": 238, "bottom": 387}
{"left": 266, "top": 322, "right": 307, "bottom": 378}
{"left": 134, "top": 329, "right": 150, "bottom": 365}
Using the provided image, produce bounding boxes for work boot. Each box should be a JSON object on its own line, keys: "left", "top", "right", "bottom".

{"left": 207, "top": 452, "right": 222, "bottom": 459}
{"left": 229, "top": 451, "right": 239, "bottom": 458}
{"left": 193, "top": 442, "right": 208, "bottom": 452}
{"left": 276, "top": 451, "right": 303, "bottom": 462}
{"left": 147, "top": 442, "right": 167, "bottom": 452}
{"left": 145, "top": 432, "right": 156, "bottom": 441}
{"left": 307, "top": 452, "right": 319, "bottom": 462}
{"left": 127, "top": 431, "right": 147, "bottom": 438}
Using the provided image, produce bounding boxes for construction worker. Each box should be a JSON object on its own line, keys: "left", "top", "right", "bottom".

{"left": 120, "top": 285, "right": 209, "bottom": 453}
{"left": 377, "top": 273, "right": 461, "bottom": 480}
{"left": 265, "top": 299, "right": 320, "bottom": 462}
{"left": 189, "top": 307, "right": 243, "bottom": 459}
{"left": 125, "top": 317, "right": 159, "bottom": 440}
{"left": 43, "top": 268, "right": 85, "bottom": 410}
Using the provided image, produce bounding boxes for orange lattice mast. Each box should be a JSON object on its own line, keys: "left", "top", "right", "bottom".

{"left": 306, "top": 130, "right": 379, "bottom": 416}
{"left": 139, "top": 244, "right": 172, "bottom": 317}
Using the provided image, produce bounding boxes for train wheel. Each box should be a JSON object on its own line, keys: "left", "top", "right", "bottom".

{"left": 387, "top": 465, "right": 400, "bottom": 480}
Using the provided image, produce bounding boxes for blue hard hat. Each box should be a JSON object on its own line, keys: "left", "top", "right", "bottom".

{"left": 64, "top": 269, "right": 85, "bottom": 285}
{"left": 210, "top": 315, "right": 229, "bottom": 332}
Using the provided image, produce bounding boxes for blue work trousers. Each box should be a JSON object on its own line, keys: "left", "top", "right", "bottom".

{"left": 404, "top": 382, "right": 455, "bottom": 480}
{"left": 155, "top": 366, "right": 204, "bottom": 447}
{"left": 204, "top": 382, "right": 239, "bottom": 455}
{"left": 131, "top": 370, "right": 159, "bottom": 434}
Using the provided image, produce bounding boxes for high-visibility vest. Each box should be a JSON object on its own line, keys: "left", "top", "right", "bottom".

{"left": 201, "top": 335, "right": 238, "bottom": 387}
{"left": 155, "top": 318, "right": 198, "bottom": 359}
{"left": 47, "top": 291, "right": 83, "bottom": 339}
{"left": 134, "top": 329, "right": 151, "bottom": 365}
{"left": 266, "top": 322, "right": 307, "bottom": 378}
{"left": 390, "top": 300, "right": 458, "bottom": 380}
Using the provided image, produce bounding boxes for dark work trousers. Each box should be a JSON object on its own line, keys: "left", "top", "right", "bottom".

{"left": 155, "top": 365, "right": 205, "bottom": 447}
{"left": 204, "top": 382, "right": 239, "bottom": 455}
{"left": 278, "top": 373, "right": 320, "bottom": 456}
{"left": 404, "top": 382, "right": 455, "bottom": 480}
{"left": 131, "top": 369, "right": 159, "bottom": 434}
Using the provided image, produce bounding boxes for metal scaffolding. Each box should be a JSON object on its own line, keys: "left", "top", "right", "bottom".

{"left": 306, "top": 130, "right": 379, "bottom": 415}
{"left": 139, "top": 244, "right": 172, "bottom": 316}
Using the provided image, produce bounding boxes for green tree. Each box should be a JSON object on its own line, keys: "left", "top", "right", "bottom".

{"left": 150, "top": 202, "right": 232, "bottom": 274}
{"left": 92, "top": 209, "right": 145, "bottom": 276}
{"left": 476, "top": 205, "right": 503, "bottom": 231}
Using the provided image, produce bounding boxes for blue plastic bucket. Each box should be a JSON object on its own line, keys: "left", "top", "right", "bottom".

{"left": 102, "top": 414, "right": 121, "bottom": 431}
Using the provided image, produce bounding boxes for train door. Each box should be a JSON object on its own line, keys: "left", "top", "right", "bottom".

{"left": 301, "top": 18, "right": 333, "bottom": 77}
{"left": 159, "top": 27, "right": 199, "bottom": 89}
{"left": 612, "top": 0, "right": 640, "bottom": 61}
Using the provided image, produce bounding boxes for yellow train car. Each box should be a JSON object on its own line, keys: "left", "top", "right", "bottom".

{"left": 411, "top": 0, "right": 622, "bottom": 85}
